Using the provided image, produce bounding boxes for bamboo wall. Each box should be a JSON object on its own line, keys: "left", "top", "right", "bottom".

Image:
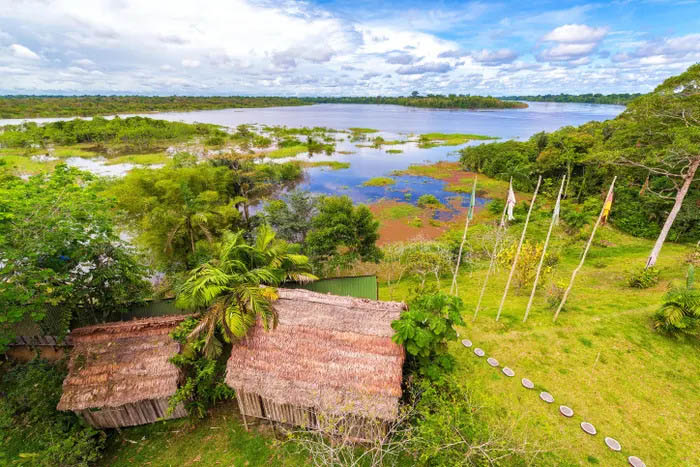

{"left": 77, "top": 398, "right": 186, "bottom": 428}
{"left": 235, "top": 389, "right": 387, "bottom": 440}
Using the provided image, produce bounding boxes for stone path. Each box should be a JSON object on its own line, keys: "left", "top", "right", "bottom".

{"left": 463, "top": 337, "right": 645, "bottom": 467}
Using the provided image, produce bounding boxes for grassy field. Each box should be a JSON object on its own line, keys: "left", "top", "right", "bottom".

{"left": 99, "top": 402, "right": 307, "bottom": 466}
{"left": 96, "top": 224, "right": 698, "bottom": 466}
{"left": 381, "top": 219, "right": 700, "bottom": 466}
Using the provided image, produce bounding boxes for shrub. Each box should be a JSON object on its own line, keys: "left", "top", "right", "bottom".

{"left": 627, "top": 267, "right": 660, "bottom": 289}
{"left": 416, "top": 194, "right": 441, "bottom": 208}
{"left": 205, "top": 135, "right": 226, "bottom": 146}
{"left": 410, "top": 376, "right": 547, "bottom": 465}
{"left": 0, "top": 359, "right": 106, "bottom": 466}
{"left": 168, "top": 317, "right": 236, "bottom": 418}
{"left": 547, "top": 281, "right": 567, "bottom": 310}
{"left": 654, "top": 266, "right": 700, "bottom": 337}
{"left": 497, "top": 240, "right": 556, "bottom": 289}
{"left": 391, "top": 289, "right": 465, "bottom": 380}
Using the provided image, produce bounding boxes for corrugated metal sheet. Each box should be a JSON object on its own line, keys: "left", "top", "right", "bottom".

{"left": 286, "top": 275, "right": 378, "bottom": 300}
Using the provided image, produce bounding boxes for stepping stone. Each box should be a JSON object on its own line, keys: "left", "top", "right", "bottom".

{"left": 521, "top": 378, "right": 534, "bottom": 389}
{"left": 474, "top": 348, "right": 485, "bottom": 357}
{"left": 502, "top": 367, "right": 515, "bottom": 377}
{"left": 628, "top": 456, "right": 646, "bottom": 467}
{"left": 559, "top": 405, "right": 574, "bottom": 417}
{"left": 605, "top": 437, "right": 621, "bottom": 452}
{"left": 461, "top": 339, "right": 472, "bottom": 348}
{"left": 487, "top": 357, "right": 499, "bottom": 367}
{"left": 539, "top": 391, "right": 554, "bottom": 403}
{"left": 581, "top": 422, "right": 597, "bottom": 435}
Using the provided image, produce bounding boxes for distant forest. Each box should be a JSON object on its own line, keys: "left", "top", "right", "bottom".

{"left": 0, "top": 96, "right": 311, "bottom": 118}
{"left": 0, "top": 94, "right": 526, "bottom": 118}
{"left": 500, "top": 93, "right": 643, "bottom": 105}
{"left": 301, "top": 95, "right": 528, "bottom": 109}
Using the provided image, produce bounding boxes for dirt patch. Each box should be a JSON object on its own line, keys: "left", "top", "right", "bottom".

{"left": 369, "top": 199, "right": 469, "bottom": 245}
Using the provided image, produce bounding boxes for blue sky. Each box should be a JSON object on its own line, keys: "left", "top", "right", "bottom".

{"left": 0, "top": 0, "right": 698, "bottom": 95}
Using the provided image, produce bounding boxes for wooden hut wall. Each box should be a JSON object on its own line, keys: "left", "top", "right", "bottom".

{"left": 77, "top": 398, "right": 186, "bottom": 429}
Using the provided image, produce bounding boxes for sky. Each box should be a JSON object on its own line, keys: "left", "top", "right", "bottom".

{"left": 0, "top": 0, "right": 699, "bottom": 96}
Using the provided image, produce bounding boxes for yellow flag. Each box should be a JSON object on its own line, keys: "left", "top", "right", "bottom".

{"left": 601, "top": 190, "right": 613, "bottom": 225}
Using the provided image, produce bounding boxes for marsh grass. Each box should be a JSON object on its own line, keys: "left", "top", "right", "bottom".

{"left": 363, "top": 176, "right": 396, "bottom": 187}
{"left": 104, "top": 153, "right": 170, "bottom": 165}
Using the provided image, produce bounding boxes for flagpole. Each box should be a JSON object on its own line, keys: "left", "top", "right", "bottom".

{"left": 553, "top": 177, "right": 617, "bottom": 322}
{"left": 451, "top": 177, "right": 477, "bottom": 295}
{"left": 473, "top": 192, "right": 508, "bottom": 320}
{"left": 523, "top": 176, "right": 565, "bottom": 323}
{"left": 496, "top": 176, "right": 542, "bottom": 321}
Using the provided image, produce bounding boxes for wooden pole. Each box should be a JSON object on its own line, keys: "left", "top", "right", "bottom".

{"left": 450, "top": 177, "right": 477, "bottom": 295}
{"left": 473, "top": 196, "right": 508, "bottom": 320}
{"left": 495, "top": 176, "right": 542, "bottom": 321}
{"left": 523, "top": 176, "right": 565, "bottom": 323}
{"left": 553, "top": 177, "right": 617, "bottom": 322}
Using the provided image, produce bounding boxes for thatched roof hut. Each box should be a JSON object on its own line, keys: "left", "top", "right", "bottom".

{"left": 57, "top": 315, "right": 189, "bottom": 428}
{"left": 225, "top": 288, "right": 406, "bottom": 438}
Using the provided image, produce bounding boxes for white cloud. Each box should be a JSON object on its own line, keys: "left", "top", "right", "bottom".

{"left": 181, "top": 59, "right": 200, "bottom": 68}
{"left": 539, "top": 42, "right": 597, "bottom": 61}
{"left": 73, "top": 58, "right": 95, "bottom": 66}
{"left": 542, "top": 24, "right": 608, "bottom": 43}
{"left": 9, "top": 43, "right": 40, "bottom": 60}
{"left": 471, "top": 48, "right": 518, "bottom": 66}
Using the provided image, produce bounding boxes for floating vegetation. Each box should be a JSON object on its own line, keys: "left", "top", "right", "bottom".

{"left": 362, "top": 176, "right": 396, "bottom": 187}
{"left": 299, "top": 161, "right": 350, "bottom": 170}
{"left": 104, "top": 153, "right": 169, "bottom": 166}
{"left": 348, "top": 127, "right": 379, "bottom": 133}
{"left": 386, "top": 149, "right": 403, "bottom": 154}
{"left": 418, "top": 132, "right": 496, "bottom": 148}
{"left": 416, "top": 194, "right": 444, "bottom": 209}
{"left": 265, "top": 145, "right": 308, "bottom": 159}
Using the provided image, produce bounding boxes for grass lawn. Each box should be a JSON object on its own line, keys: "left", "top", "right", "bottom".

{"left": 0, "top": 155, "right": 58, "bottom": 175}
{"left": 380, "top": 221, "right": 700, "bottom": 466}
{"left": 99, "top": 402, "right": 308, "bottom": 466}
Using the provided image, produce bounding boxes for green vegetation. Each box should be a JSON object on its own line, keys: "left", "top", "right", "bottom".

{"left": 265, "top": 145, "right": 308, "bottom": 159}
{"left": 0, "top": 116, "right": 226, "bottom": 152}
{"left": 303, "top": 95, "right": 528, "bottom": 109}
{"left": 501, "top": 93, "right": 643, "bottom": 105}
{"left": 460, "top": 64, "right": 700, "bottom": 252}
{"left": 0, "top": 96, "right": 311, "bottom": 118}
{"left": 348, "top": 127, "right": 379, "bottom": 133}
{"left": 391, "top": 290, "right": 465, "bottom": 379}
{"left": 418, "top": 132, "right": 495, "bottom": 148}
{"left": 362, "top": 176, "right": 396, "bottom": 186}
{"left": 298, "top": 160, "right": 350, "bottom": 170}
{"left": 0, "top": 165, "right": 151, "bottom": 349}
{"left": 386, "top": 148, "right": 403, "bottom": 154}
{"left": 103, "top": 153, "right": 169, "bottom": 165}
{"left": 416, "top": 194, "right": 443, "bottom": 209}
{"left": 654, "top": 265, "right": 699, "bottom": 337}
{"left": 374, "top": 202, "right": 421, "bottom": 220}
{"left": 0, "top": 359, "right": 107, "bottom": 466}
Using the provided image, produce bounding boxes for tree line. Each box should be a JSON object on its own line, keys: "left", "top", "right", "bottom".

{"left": 0, "top": 95, "right": 311, "bottom": 118}
{"left": 500, "top": 93, "right": 643, "bottom": 105}
{"left": 302, "top": 94, "right": 528, "bottom": 109}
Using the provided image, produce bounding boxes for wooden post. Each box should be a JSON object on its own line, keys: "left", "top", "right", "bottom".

{"left": 553, "top": 177, "right": 617, "bottom": 322}
{"left": 450, "top": 177, "right": 477, "bottom": 295}
{"left": 496, "top": 176, "right": 542, "bottom": 321}
{"left": 473, "top": 198, "right": 508, "bottom": 320}
{"left": 523, "top": 176, "right": 565, "bottom": 323}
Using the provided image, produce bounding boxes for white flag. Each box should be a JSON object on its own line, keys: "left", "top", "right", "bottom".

{"left": 552, "top": 195, "right": 561, "bottom": 225}
{"left": 506, "top": 182, "right": 516, "bottom": 221}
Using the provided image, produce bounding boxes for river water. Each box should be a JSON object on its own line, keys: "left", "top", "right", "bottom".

{"left": 3, "top": 102, "right": 624, "bottom": 214}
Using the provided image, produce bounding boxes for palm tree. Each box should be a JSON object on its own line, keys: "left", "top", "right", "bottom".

{"left": 654, "top": 265, "right": 700, "bottom": 337}
{"left": 176, "top": 224, "right": 316, "bottom": 357}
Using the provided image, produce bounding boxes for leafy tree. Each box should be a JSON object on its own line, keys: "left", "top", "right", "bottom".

{"left": 263, "top": 190, "right": 318, "bottom": 244}
{"left": 609, "top": 64, "right": 700, "bottom": 268}
{"left": 175, "top": 224, "right": 316, "bottom": 358}
{"left": 391, "top": 290, "right": 465, "bottom": 380}
{"left": 0, "top": 165, "right": 151, "bottom": 349}
{"left": 305, "top": 196, "right": 382, "bottom": 273}
{"left": 107, "top": 164, "right": 243, "bottom": 272}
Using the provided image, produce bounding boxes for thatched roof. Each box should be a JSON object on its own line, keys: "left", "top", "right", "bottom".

{"left": 57, "top": 315, "right": 188, "bottom": 411}
{"left": 225, "top": 288, "right": 406, "bottom": 421}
